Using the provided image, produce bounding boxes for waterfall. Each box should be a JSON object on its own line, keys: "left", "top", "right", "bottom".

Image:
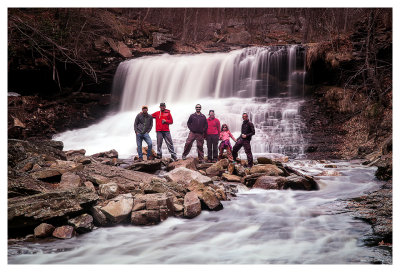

{"left": 55, "top": 46, "right": 307, "bottom": 159}
{"left": 114, "top": 46, "right": 306, "bottom": 111}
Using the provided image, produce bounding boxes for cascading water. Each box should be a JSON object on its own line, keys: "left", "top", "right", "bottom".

{"left": 55, "top": 45, "right": 307, "bottom": 159}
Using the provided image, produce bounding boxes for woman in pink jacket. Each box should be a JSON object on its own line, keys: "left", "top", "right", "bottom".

{"left": 218, "top": 124, "right": 237, "bottom": 162}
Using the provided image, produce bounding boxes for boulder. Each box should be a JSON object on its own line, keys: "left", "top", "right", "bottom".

{"left": 173, "top": 203, "right": 184, "bottom": 212}
{"left": 31, "top": 169, "right": 63, "bottom": 182}
{"left": 100, "top": 193, "right": 134, "bottom": 224}
{"left": 253, "top": 176, "right": 287, "bottom": 190}
{"left": 49, "top": 160, "right": 84, "bottom": 172}
{"left": 234, "top": 164, "right": 246, "bottom": 177}
{"left": 34, "top": 223, "right": 55, "bottom": 238}
{"left": 86, "top": 173, "right": 110, "bottom": 185}
{"left": 131, "top": 210, "right": 160, "bottom": 225}
{"left": 8, "top": 173, "right": 55, "bottom": 197}
{"left": 126, "top": 159, "right": 162, "bottom": 173}
{"left": 81, "top": 161, "right": 154, "bottom": 193}
{"left": 90, "top": 206, "right": 108, "bottom": 226}
{"left": 283, "top": 175, "right": 319, "bottom": 191}
{"left": 68, "top": 214, "right": 94, "bottom": 233}
{"left": 205, "top": 159, "right": 229, "bottom": 176}
{"left": 250, "top": 164, "right": 284, "bottom": 176}
{"left": 167, "top": 157, "right": 198, "bottom": 171}
{"left": 142, "top": 177, "right": 186, "bottom": 197}
{"left": 105, "top": 38, "right": 132, "bottom": 58}
{"left": 133, "top": 193, "right": 174, "bottom": 216}
{"left": 187, "top": 180, "right": 223, "bottom": 211}
{"left": 84, "top": 181, "right": 96, "bottom": 192}
{"left": 183, "top": 192, "right": 201, "bottom": 218}
{"left": 59, "top": 172, "right": 82, "bottom": 189}
{"left": 92, "top": 149, "right": 118, "bottom": 159}
{"left": 165, "top": 167, "right": 212, "bottom": 185}
{"left": 8, "top": 187, "right": 99, "bottom": 231}
{"left": 99, "top": 182, "right": 119, "bottom": 199}
{"left": 241, "top": 173, "right": 265, "bottom": 187}
{"left": 52, "top": 225, "right": 75, "bottom": 239}
{"left": 222, "top": 173, "right": 241, "bottom": 183}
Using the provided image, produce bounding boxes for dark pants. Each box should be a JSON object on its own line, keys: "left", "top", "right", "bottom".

{"left": 219, "top": 143, "right": 233, "bottom": 161}
{"left": 182, "top": 132, "right": 204, "bottom": 161}
{"left": 206, "top": 134, "right": 219, "bottom": 161}
{"left": 136, "top": 133, "right": 152, "bottom": 159}
{"left": 232, "top": 138, "right": 253, "bottom": 167}
{"left": 156, "top": 131, "right": 177, "bottom": 159}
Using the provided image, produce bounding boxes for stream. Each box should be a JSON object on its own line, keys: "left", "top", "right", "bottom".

{"left": 8, "top": 160, "right": 391, "bottom": 264}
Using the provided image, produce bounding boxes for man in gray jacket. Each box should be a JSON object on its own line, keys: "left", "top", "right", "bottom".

{"left": 134, "top": 105, "right": 153, "bottom": 161}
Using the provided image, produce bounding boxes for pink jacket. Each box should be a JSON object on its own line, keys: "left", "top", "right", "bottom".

{"left": 220, "top": 130, "right": 236, "bottom": 142}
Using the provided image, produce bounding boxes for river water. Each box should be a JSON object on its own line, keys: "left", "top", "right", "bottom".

{"left": 8, "top": 160, "right": 390, "bottom": 264}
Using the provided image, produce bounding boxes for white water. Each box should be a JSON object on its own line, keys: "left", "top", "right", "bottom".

{"left": 54, "top": 46, "right": 307, "bottom": 159}
{"left": 8, "top": 161, "right": 390, "bottom": 264}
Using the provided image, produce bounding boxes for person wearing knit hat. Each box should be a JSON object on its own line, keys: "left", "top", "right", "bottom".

{"left": 134, "top": 105, "right": 153, "bottom": 162}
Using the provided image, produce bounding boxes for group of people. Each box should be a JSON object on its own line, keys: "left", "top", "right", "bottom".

{"left": 134, "top": 102, "right": 255, "bottom": 167}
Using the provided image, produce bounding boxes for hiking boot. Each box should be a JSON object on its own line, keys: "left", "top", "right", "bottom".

{"left": 206, "top": 159, "right": 212, "bottom": 163}
{"left": 137, "top": 158, "right": 144, "bottom": 162}
{"left": 182, "top": 155, "right": 187, "bottom": 160}
{"left": 171, "top": 156, "right": 178, "bottom": 162}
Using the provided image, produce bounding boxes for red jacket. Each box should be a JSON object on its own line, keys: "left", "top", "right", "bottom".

{"left": 206, "top": 117, "right": 221, "bottom": 135}
{"left": 152, "top": 109, "right": 173, "bottom": 131}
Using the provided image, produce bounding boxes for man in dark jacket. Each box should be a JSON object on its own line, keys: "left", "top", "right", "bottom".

{"left": 182, "top": 104, "right": 208, "bottom": 162}
{"left": 151, "top": 102, "right": 177, "bottom": 161}
{"left": 134, "top": 105, "right": 153, "bottom": 161}
{"left": 232, "top": 112, "right": 255, "bottom": 167}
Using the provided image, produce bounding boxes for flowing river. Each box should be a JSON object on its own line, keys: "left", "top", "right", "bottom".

{"left": 8, "top": 46, "right": 391, "bottom": 264}
{"left": 8, "top": 160, "right": 390, "bottom": 264}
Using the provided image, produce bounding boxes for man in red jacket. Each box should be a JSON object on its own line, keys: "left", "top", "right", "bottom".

{"left": 151, "top": 102, "right": 177, "bottom": 161}
{"left": 206, "top": 110, "right": 220, "bottom": 163}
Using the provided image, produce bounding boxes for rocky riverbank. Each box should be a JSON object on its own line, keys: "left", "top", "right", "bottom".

{"left": 8, "top": 138, "right": 319, "bottom": 240}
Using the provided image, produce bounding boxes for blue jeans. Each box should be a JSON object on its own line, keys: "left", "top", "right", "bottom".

{"left": 136, "top": 133, "right": 153, "bottom": 159}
